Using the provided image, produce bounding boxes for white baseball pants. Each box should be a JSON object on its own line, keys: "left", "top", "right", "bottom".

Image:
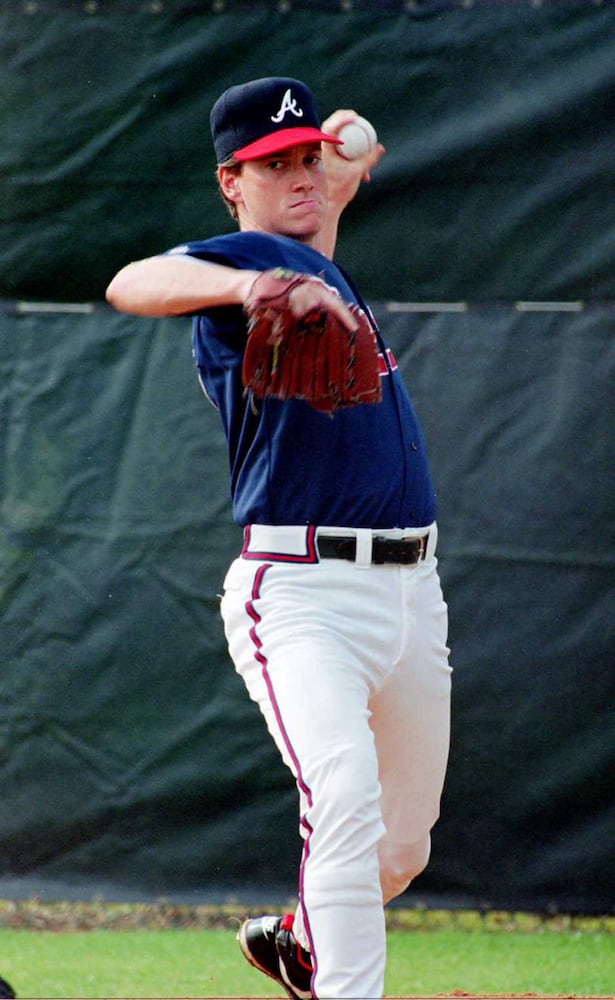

{"left": 220, "top": 523, "right": 451, "bottom": 1000}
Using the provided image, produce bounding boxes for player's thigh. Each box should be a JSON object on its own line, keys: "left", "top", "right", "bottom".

{"left": 221, "top": 557, "right": 388, "bottom": 785}
{"left": 369, "top": 561, "right": 452, "bottom": 842}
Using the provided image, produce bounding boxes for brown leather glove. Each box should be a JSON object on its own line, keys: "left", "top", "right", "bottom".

{"left": 242, "top": 269, "right": 382, "bottom": 414}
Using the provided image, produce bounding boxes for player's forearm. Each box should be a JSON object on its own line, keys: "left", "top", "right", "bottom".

{"left": 105, "top": 256, "right": 259, "bottom": 317}
{"left": 314, "top": 164, "right": 371, "bottom": 259}
{"left": 313, "top": 211, "right": 342, "bottom": 261}
{"left": 316, "top": 115, "right": 385, "bottom": 260}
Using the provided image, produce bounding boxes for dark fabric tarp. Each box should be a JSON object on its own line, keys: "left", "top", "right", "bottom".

{"left": 1, "top": 1, "right": 614, "bottom": 302}
{"left": 1, "top": 302, "right": 613, "bottom": 911}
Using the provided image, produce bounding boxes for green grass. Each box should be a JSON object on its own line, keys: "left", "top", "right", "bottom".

{"left": 0, "top": 925, "right": 613, "bottom": 998}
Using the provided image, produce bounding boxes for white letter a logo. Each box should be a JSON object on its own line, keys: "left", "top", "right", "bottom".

{"left": 270, "top": 88, "right": 304, "bottom": 124}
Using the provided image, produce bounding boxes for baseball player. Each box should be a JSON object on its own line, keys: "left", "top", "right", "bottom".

{"left": 106, "top": 77, "right": 452, "bottom": 1000}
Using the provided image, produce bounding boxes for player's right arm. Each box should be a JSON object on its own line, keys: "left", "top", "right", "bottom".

{"left": 105, "top": 255, "right": 260, "bottom": 317}
{"left": 316, "top": 110, "right": 385, "bottom": 260}
{"left": 106, "top": 254, "right": 359, "bottom": 330}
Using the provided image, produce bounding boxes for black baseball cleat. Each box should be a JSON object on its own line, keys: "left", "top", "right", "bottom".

{"left": 0, "top": 976, "right": 16, "bottom": 999}
{"left": 237, "top": 913, "right": 313, "bottom": 1000}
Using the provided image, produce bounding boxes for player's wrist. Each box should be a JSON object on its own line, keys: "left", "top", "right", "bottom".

{"left": 236, "top": 269, "right": 263, "bottom": 305}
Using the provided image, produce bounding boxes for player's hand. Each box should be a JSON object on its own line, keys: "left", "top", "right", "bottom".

{"left": 242, "top": 270, "right": 381, "bottom": 412}
{"left": 287, "top": 274, "right": 359, "bottom": 332}
{"left": 321, "top": 109, "right": 386, "bottom": 211}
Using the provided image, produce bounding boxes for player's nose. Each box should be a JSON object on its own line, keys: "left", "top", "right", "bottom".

{"left": 292, "top": 164, "right": 315, "bottom": 188}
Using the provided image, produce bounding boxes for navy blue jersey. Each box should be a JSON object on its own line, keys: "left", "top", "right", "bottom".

{"left": 167, "top": 231, "right": 435, "bottom": 529}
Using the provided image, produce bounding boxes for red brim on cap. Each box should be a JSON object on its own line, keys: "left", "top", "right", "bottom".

{"left": 234, "top": 127, "right": 342, "bottom": 161}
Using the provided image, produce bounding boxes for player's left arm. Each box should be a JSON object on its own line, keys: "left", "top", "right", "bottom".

{"left": 315, "top": 109, "right": 385, "bottom": 260}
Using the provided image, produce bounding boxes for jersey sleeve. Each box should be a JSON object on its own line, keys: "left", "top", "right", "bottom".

{"left": 164, "top": 232, "right": 360, "bottom": 305}
{"left": 165, "top": 235, "right": 252, "bottom": 270}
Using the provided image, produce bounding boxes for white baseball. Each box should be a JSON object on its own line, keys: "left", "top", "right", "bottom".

{"left": 335, "top": 115, "right": 378, "bottom": 160}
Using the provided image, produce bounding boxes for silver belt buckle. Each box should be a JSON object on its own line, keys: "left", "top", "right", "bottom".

{"left": 403, "top": 533, "right": 427, "bottom": 562}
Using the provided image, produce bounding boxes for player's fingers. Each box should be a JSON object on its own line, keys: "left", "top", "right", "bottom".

{"left": 289, "top": 283, "right": 358, "bottom": 331}
{"left": 361, "top": 142, "right": 386, "bottom": 182}
{"left": 322, "top": 295, "right": 359, "bottom": 331}
{"left": 321, "top": 110, "right": 385, "bottom": 167}
{"left": 321, "top": 109, "right": 358, "bottom": 136}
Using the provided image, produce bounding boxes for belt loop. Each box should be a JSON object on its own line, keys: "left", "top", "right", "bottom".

{"left": 354, "top": 528, "right": 372, "bottom": 569}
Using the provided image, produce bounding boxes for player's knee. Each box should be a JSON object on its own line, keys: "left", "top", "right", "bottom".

{"left": 311, "top": 748, "right": 383, "bottom": 852}
{"left": 379, "top": 833, "right": 431, "bottom": 903}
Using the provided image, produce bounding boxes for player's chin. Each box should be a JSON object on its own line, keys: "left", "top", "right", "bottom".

{"left": 284, "top": 209, "right": 324, "bottom": 240}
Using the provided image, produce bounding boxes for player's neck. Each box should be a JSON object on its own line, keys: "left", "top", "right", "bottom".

{"left": 237, "top": 220, "right": 322, "bottom": 250}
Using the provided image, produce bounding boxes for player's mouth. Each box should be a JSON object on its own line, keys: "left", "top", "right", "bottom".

{"left": 289, "top": 197, "right": 322, "bottom": 211}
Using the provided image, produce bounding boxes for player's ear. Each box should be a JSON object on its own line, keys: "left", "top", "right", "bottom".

{"left": 218, "top": 165, "right": 242, "bottom": 205}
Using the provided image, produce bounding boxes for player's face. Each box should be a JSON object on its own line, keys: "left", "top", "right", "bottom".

{"left": 221, "top": 143, "right": 328, "bottom": 244}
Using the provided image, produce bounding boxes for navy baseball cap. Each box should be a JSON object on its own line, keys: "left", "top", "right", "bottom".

{"left": 210, "top": 77, "right": 342, "bottom": 163}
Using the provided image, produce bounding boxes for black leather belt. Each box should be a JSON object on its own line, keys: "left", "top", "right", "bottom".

{"left": 317, "top": 533, "right": 429, "bottom": 565}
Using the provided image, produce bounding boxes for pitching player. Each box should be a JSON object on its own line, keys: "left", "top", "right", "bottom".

{"left": 107, "top": 77, "right": 452, "bottom": 1000}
